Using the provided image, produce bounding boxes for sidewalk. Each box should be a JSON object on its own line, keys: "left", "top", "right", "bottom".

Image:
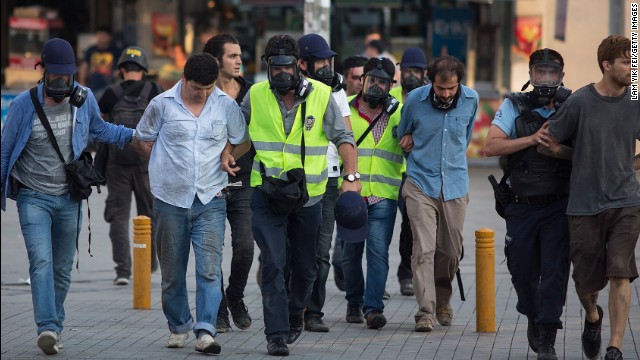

{"left": 1, "top": 166, "right": 639, "bottom": 359}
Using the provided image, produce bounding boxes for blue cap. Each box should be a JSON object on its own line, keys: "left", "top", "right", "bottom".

{"left": 298, "top": 33, "right": 337, "bottom": 59}
{"left": 334, "top": 191, "right": 368, "bottom": 243}
{"left": 41, "top": 38, "right": 76, "bottom": 75}
{"left": 400, "top": 47, "right": 427, "bottom": 69}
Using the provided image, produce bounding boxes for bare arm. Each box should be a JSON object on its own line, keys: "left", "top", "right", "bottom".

{"left": 337, "top": 142, "right": 361, "bottom": 193}
{"left": 221, "top": 140, "right": 251, "bottom": 176}
{"left": 634, "top": 154, "right": 640, "bottom": 171}
{"left": 133, "top": 139, "right": 154, "bottom": 160}
{"left": 485, "top": 122, "right": 557, "bottom": 157}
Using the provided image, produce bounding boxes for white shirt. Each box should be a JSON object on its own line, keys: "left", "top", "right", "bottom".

{"left": 327, "top": 89, "right": 351, "bottom": 177}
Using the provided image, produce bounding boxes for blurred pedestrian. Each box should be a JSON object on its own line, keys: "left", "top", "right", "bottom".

{"left": 78, "top": 26, "right": 121, "bottom": 99}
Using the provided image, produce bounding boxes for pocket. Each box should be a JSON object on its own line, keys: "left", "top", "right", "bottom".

{"left": 454, "top": 116, "right": 472, "bottom": 141}
{"left": 199, "top": 120, "right": 226, "bottom": 142}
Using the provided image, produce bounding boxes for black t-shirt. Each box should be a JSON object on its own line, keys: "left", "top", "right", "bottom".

{"left": 227, "top": 76, "right": 255, "bottom": 188}
{"left": 98, "top": 80, "right": 162, "bottom": 116}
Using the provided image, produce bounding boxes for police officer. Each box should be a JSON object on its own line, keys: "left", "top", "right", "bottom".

{"left": 484, "top": 48, "right": 572, "bottom": 360}
{"left": 240, "top": 34, "right": 359, "bottom": 356}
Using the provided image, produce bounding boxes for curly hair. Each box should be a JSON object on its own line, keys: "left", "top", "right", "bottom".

{"left": 363, "top": 57, "right": 395, "bottom": 80}
{"left": 264, "top": 34, "right": 299, "bottom": 60}
{"left": 597, "top": 35, "right": 631, "bottom": 73}
{"left": 183, "top": 53, "right": 218, "bottom": 85}
{"left": 202, "top": 33, "right": 240, "bottom": 63}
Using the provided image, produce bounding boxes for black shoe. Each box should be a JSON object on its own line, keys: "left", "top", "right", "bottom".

{"left": 527, "top": 316, "right": 540, "bottom": 353}
{"left": 346, "top": 304, "right": 364, "bottom": 323}
{"left": 365, "top": 310, "right": 387, "bottom": 329}
{"left": 305, "top": 314, "right": 329, "bottom": 332}
{"left": 537, "top": 324, "right": 558, "bottom": 360}
{"left": 604, "top": 346, "right": 623, "bottom": 360}
{"left": 267, "top": 338, "right": 290, "bottom": 356}
{"left": 216, "top": 310, "right": 231, "bottom": 333}
{"left": 229, "top": 299, "right": 252, "bottom": 330}
{"left": 286, "top": 314, "right": 304, "bottom": 344}
{"left": 399, "top": 278, "right": 414, "bottom": 296}
{"left": 334, "top": 268, "right": 345, "bottom": 292}
{"left": 582, "top": 305, "right": 603, "bottom": 360}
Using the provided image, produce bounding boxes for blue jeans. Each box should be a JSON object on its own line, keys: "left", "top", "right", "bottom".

{"left": 251, "top": 188, "right": 321, "bottom": 341}
{"left": 342, "top": 199, "right": 397, "bottom": 316}
{"left": 306, "top": 177, "right": 339, "bottom": 317}
{"left": 154, "top": 195, "right": 226, "bottom": 336}
{"left": 16, "top": 188, "right": 80, "bottom": 335}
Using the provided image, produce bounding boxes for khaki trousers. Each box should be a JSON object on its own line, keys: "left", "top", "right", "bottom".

{"left": 402, "top": 179, "right": 468, "bottom": 317}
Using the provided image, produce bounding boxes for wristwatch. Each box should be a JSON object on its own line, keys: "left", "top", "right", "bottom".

{"left": 343, "top": 172, "right": 361, "bottom": 182}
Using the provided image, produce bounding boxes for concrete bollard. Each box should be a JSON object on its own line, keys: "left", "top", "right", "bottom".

{"left": 133, "top": 215, "right": 152, "bottom": 309}
{"left": 475, "top": 227, "right": 496, "bottom": 332}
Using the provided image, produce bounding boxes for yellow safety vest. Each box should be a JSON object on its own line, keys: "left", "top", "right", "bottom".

{"left": 350, "top": 103, "right": 404, "bottom": 200}
{"left": 249, "top": 79, "right": 332, "bottom": 197}
{"left": 389, "top": 86, "right": 405, "bottom": 104}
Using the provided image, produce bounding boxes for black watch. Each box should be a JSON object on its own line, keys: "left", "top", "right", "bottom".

{"left": 343, "top": 172, "right": 361, "bottom": 182}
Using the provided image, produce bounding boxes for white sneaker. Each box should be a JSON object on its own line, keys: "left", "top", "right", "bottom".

{"left": 37, "top": 330, "right": 59, "bottom": 355}
{"left": 113, "top": 277, "right": 129, "bottom": 286}
{"left": 195, "top": 333, "right": 221, "bottom": 354}
{"left": 166, "top": 332, "right": 189, "bottom": 348}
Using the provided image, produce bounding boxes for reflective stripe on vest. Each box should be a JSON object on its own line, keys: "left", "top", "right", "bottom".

{"left": 248, "top": 79, "right": 331, "bottom": 197}
{"left": 350, "top": 105, "right": 404, "bottom": 200}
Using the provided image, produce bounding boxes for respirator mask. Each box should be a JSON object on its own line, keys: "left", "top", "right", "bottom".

{"left": 362, "top": 64, "right": 392, "bottom": 107}
{"left": 43, "top": 71, "right": 87, "bottom": 107}
{"left": 266, "top": 54, "right": 300, "bottom": 96}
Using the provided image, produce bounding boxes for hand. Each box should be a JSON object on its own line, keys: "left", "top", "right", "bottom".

{"left": 221, "top": 152, "right": 240, "bottom": 175}
{"left": 399, "top": 134, "right": 414, "bottom": 152}
{"left": 340, "top": 179, "right": 362, "bottom": 194}
{"left": 532, "top": 122, "right": 553, "bottom": 147}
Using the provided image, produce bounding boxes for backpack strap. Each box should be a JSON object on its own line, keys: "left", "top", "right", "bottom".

{"left": 138, "top": 82, "right": 153, "bottom": 101}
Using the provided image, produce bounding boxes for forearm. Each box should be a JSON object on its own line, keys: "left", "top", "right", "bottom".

{"left": 536, "top": 143, "right": 573, "bottom": 160}
{"left": 337, "top": 142, "right": 358, "bottom": 173}
{"left": 484, "top": 136, "right": 534, "bottom": 157}
{"left": 634, "top": 154, "right": 640, "bottom": 170}
{"left": 225, "top": 140, "right": 250, "bottom": 160}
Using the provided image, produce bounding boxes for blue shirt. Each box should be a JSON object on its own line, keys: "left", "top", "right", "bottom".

{"left": 492, "top": 97, "right": 555, "bottom": 138}
{"left": 1, "top": 82, "right": 133, "bottom": 211}
{"left": 397, "top": 84, "right": 478, "bottom": 201}
{"left": 136, "top": 81, "right": 248, "bottom": 209}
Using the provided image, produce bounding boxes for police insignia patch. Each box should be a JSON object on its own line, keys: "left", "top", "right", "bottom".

{"left": 305, "top": 115, "right": 315, "bottom": 131}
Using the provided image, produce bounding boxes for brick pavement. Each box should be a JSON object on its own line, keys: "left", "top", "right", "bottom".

{"left": 1, "top": 166, "right": 638, "bottom": 359}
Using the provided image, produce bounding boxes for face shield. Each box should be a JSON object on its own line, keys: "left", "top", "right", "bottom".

{"left": 529, "top": 60, "right": 563, "bottom": 106}
{"left": 362, "top": 66, "right": 392, "bottom": 107}
{"left": 267, "top": 55, "right": 300, "bottom": 95}
{"left": 44, "top": 71, "right": 74, "bottom": 103}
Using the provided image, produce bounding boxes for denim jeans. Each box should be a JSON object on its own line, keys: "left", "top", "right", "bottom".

{"left": 16, "top": 188, "right": 80, "bottom": 335}
{"left": 306, "top": 177, "right": 338, "bottom": 318}
{"left": 251, "top": 188, "right": 321, "bottom": 340}
{"left": 342, "top": 198, "right": 397, "bottom": 316}
{"left": 154, "top": 195, "right": 226, "bottom": 336}
{"left": 220, "top": 186, "right": 255, "bottom": 312}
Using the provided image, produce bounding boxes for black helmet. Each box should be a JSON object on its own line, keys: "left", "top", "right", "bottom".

{"left": 117, "top": 46, "right": 148, "bottom": 72}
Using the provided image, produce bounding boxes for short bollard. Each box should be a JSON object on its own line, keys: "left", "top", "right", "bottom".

{"left": 476, "top": 228, "right": 495, "bottom": 332}
{"left": 133, "top": 215, "right": 151, "bottom": 309}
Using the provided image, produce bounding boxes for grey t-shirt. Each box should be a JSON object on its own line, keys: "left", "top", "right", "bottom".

{"left": 12, "top": 101, "right": 73, "bottom": 195}
{"left": 548, "top": 84, "right": 640, "bottom": 215}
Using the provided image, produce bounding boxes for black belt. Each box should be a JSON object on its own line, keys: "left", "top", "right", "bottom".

{"left": 510, "top": 194, "right": 566, "bottom": 206}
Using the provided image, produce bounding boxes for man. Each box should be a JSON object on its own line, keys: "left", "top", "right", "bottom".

{"left": 240, "top": 34, "right": 359, "bottom": 356}
{"left": 78, "top": 26, "right": 121, "bottom": 99}
{"left": 543, "top": 35, "right": 640, "bottom": 360}
{"left": 98, "top": 46, "right": 162, "bottom": 286}
{"left": 342, "top": 57, "right": 403, "bottom": 330}
{"left": 343, "top": 55, "right": 367, "bottom": 97}
{"left": 297, "top": 32, "right": 352, "bottom": 333}
{"left": 135, "top": 53, "right": 250, "bottom": 355}
{"left": 398, "top": 55, "right": 478, "bottom": 332}
{"left": 0, "top": 38, "right": 134, "bottom": 356}
{"left": 203, "top": 32, "right": 254, "bottom": 334}
{"left": 389, "top": 46, "right": 429, "bottom": 297}
{"left": 484, "top": 48, "right": 572, "bottom": 360}
{"left": 362, "top": 31, "right": 400, "bottom": 84}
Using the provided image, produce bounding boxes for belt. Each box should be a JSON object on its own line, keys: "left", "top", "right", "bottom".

{"left": 510, "top": 194, "right": 566, "bottom": 206}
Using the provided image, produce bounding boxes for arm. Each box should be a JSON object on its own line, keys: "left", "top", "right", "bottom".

{"left": 221, "top": 140, "right": 251, "bottom": 175}
{"left": 337, "top": 142, "right": 361, "bottom": 193}
{"left": 634, "top": 154, "right": 640, "bottom": 171}
{"left": 397, "top": 98, "right": 414, "bottom": 152}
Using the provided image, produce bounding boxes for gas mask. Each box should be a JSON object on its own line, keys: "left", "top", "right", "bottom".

{"left": 362, "top": 64, "right": 392, "bottom": 107}
{"left": 400, "top": 68, "right": 424, "bottom": 93}
{"left": 527, "top": 61, "right": 564, "bottom": 106}
{"left": 43, "top": 71, "right": 87, "bottom": 106}
{"left": 313, "top": 65, "right": 334, "bottom": 86}
{"left": 266, "top": 54, "right": 301, "bottom": 95}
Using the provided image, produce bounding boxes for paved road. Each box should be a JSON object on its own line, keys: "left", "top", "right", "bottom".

{"left": 1, "top": 166, "right": 639, "bottom": 359}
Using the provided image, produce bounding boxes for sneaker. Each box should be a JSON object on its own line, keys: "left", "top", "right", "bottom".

{"left": 604, "top": 346, "right": 623, "bottom": 360}
{"left": 527, "top": 316, "right": 540, "bottom": 353}
{"left": 267, "top": 337, "right": 290, "bottom": 356}
{"left": 365, "top": 310, "right": 387, "bottom": 329}
{"left": 113, "top": 277, "right": 129, "bottom": 286}
{"left": 56, "top": 334, "right": 63, "bottom": 349}
{"left": 537, "top": 324, "right": 558, "bottom": 360}
{"left": 195, "top": 333, "right": 221, "bottom": 354}
{"left": 436, "top": 303, "right": 453, "bottom": 326}
{"left": 286, "top": 314, "right": 304, "bottom": 344}
{"left": 305, "top": 314, "right": 329, "bottom": 332}
{"left": 229, "top": 299, "right": 252, "bottom": 330}
{"left": 216, "top": 311, "right": 231, "bottom": 333}
{"left": 346, "top": 304, "right": 364, "bottom": 323}
{"left": 37, "top": 330, "right": 59, "bottom": 355}
{"left": 399, "top": 278, "right": 414, "bottom": 296}
{"left": 334, "top": 268, "right": 345, "bottom": 292}
{"left": 414, "top": 313, "right": 434, "bottom": 332}
{"left": 582, "top": 305, "right": 603, "bottom": 360}
{"left": 166, "top": 332, "right": 189, "bottom": 348}
{"left": 382, "top": 290, "right": 391, "bottom": 300}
